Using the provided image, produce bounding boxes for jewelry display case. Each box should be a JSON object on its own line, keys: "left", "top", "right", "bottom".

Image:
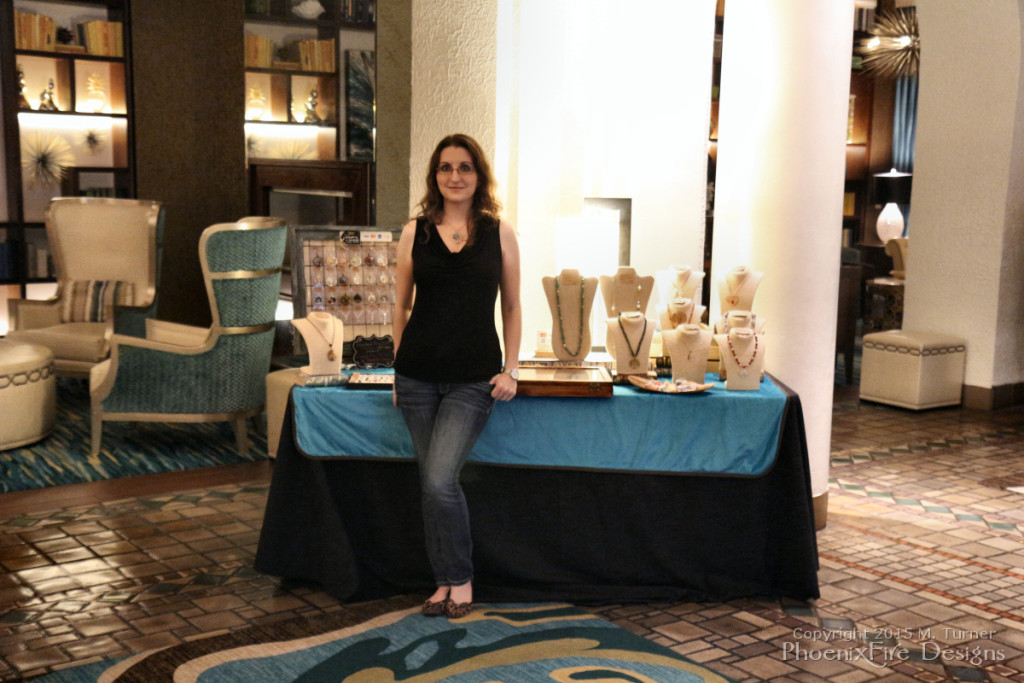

{"left": 289, "top": 225, "right": 400, "bottom": 362}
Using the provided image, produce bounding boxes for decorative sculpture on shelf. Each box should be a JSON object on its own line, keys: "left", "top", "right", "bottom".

{"left": 17, "top": 64, "right": 31, "bottom": 109}
{"left": 38, "top": 79, "right": 59, "bottom": 111}
{"left": 246, "top": 86, "right": 267, "bottom": 120}
{"left": 86, "top": 73, "right": 106, "bottom": 113}
{"left": 304, "top": 87, "right": 321, "bottom": 124}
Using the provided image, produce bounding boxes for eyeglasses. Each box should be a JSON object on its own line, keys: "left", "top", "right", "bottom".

{"left": 436, "top": 162, "right": 476, "bottom": 176}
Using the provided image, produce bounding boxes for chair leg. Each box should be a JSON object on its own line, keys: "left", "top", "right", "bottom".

{"left": 233, "top": 417, "right": 250, "bottom": 458}
{"left": 91, "top": 412, "right": 103, "bottom": 456}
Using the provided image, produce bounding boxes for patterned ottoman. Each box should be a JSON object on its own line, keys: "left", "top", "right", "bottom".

{"left": 0, "top": 340, "right": 56, "bottom": 449}
{"left": 860, "top": 330, "right": 966, "bottom": 410}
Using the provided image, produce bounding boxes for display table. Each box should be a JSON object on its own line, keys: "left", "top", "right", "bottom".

{"left": 255, "top": 376, "right": 819, "bottom": 604}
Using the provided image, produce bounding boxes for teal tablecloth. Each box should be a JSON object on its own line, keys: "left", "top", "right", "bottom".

{"left": 292, "top": 374, "right": 787, "bottom": 476}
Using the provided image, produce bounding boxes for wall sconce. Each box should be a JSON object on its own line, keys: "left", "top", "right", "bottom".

{"left": 873, "top": 168, "right": 912, "bottom": 243}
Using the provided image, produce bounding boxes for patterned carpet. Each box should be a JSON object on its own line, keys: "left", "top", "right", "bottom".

{"left": 0, "top": 379, "right": 269, "bottom": 493}
{"left": 32, "top": 601, "right": 734, "bottom": 682}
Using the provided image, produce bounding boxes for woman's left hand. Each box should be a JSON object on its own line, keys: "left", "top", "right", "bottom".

{"left": 489, "top": 372, "right": 517, "bottom": 401}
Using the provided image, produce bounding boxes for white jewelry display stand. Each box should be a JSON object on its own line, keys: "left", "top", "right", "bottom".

{"left": 662, "top": 323, "right": 712, "bottom": 384}
{"left": 542, "top": 269, "right": 598, "bottom": 362}
{"left": 599, "top": 267, "right": 655, "bottom": 317}
{"left": 718, "top": 266, "right": 763, "bottom": 315}
{"left": 658, "top": 297, "right": 705, "bottom": 332}
{"left": 714, "top": 309, "right": 766, "bottom": 335}
{"left": 656, "top": 265, "right": 705, "bottom": 306}
{"left": 292, "top": 312, "right": 343, "bottom": 376}
{"left": 606, "top": 312, "right": 655, "bottom": 377}
{"left": 714, "top": 328, "right": 765, "bottom": 391}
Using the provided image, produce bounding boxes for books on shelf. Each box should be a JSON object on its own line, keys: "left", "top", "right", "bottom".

{"left": 297, "top": 38, "right": 335, "bottom": 72}
{"left": 245, "top": 33, "right": 274, "bottom": 68}
{"left": 14, "top": 10, "right": 57, "bottom": 51}
{"left": 78, "top": 20, "right": 123, "bottom": 57}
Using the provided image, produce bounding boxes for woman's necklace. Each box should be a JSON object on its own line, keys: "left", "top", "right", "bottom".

{"left": 308, "top": 317, "right": 337, "bottom": 361}
{"left": 617, "top": 314, "right": 647, "bottom": 369}
{"left": 448, "top": 219, "right": 470, "bottom": 243}
{"left": 555, "top": 276, "right": 585, "bottom": 357}
{"left": 726, "top": 332, "right": 759, "bottom": 378}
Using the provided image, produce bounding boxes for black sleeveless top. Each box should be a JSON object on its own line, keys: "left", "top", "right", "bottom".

{"left": 393, "top": 216, "right": 503, "bottom": 383}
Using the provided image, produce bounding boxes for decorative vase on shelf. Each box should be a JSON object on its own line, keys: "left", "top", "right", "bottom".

{"left": 291, "top": 0, "right": 325, "bottom": 20}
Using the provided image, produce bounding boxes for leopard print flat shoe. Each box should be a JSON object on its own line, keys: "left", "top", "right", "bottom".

{"left": 444, "top": 600, "right": 473, "bottom": 619}
{"left": 422, "top": 598, "right": 450, "bottom": 617}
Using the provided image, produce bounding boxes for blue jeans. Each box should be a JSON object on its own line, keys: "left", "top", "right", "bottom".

{"left": 394, "top": 374, "right": 495, "bottom": 586}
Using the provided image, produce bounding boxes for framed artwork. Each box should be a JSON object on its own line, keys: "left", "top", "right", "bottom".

{"left": 345, "top": 50, "right": 375, "bottom": 161}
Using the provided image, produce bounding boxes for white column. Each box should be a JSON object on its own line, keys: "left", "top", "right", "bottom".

{"left": 907, "top": 1, "right": 1024, "bottom": 398}
{"left": 408, "top": 0, "right": 499, "bottom": 215}
{"left": 713, "top": 0, "right": 854, "bottom": 518}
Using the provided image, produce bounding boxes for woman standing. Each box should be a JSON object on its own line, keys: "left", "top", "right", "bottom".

{"left": 392, "top": 134, "right": 521, "bottom": 619}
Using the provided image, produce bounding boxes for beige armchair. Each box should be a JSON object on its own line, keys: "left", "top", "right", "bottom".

{"left": 6, "top": 197, "right": 165, "bottom": 378}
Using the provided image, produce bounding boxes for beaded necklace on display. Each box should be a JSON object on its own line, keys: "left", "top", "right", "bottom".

{"left": 726, "top": 333, "right": 759, "bottom": 378}
{"left": 554, "top": 276, "right": 585, "bottom": 357}
{"left": 308, "top": 317, "right": 337, "bottom": 361}
{"left": 617, "top": 314, "right": 647, "bottom": 369}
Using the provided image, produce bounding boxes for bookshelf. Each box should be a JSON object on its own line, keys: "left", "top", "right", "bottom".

{"left": 0, "top": 0, "right": 133, "bottom": 330}
{"left": 243, "top": 0, "right": 375, "bottom": 164}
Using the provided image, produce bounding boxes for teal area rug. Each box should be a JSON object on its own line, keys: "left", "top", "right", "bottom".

{"left": 35, "top": 602, "right": 733, "bottom": 682}
{"left": 0, "top": 379, "right": 268, "bottom": 493}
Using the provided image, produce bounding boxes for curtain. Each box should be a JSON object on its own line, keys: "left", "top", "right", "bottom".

{"left": 892, "top": 75, "right": 918, "bottom": 173}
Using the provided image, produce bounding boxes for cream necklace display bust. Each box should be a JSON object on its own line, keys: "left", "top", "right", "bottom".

{"left": 606, "top": 311, "right": 654, "bottom": 377}
{"left": 292, "top": 311, "right": 343, "bottom": 376}
{"left": 656, "top": 265, "right": 705, "bottom": 304}
{"left": 718, "top": 265, "right": 763, "bottom": 314}
{"left": 658, "top": 297, "right": 705, "bottom": 331}
{"left": 542, "top": 269, "right": 598, "bottom": 361}
{"left": 714, "top": 309, "right": 766, "bottom": 335}
{"left": 599, "top": 267, "right": 655, "bottom": 318}
{"left": 662, "top": 323, "right": 712, "bottom": 384}
{"left": 714, "top": 327, "right": 765, "bottom": 391}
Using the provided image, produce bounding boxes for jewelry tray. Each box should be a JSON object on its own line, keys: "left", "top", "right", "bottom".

{"left": 516, "top": 366, "right": 613, "bottom": 398}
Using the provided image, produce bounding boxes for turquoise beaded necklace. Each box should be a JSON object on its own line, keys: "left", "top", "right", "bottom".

{"left": 554, "top": 276, "right": 585, "bottom": 357}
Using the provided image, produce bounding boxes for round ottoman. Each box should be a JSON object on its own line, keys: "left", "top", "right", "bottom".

{"left": 0, "top": 340, "right": 57, "bottom": 450}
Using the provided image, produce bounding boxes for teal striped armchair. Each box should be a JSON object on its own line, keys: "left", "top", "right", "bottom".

{"left": 89, "top": 217, "right": 287, "bottom": 456}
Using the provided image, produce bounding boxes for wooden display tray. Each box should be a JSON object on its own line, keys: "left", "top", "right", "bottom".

{"left": 515, "top": 366, "right": 613, "bottom": 398}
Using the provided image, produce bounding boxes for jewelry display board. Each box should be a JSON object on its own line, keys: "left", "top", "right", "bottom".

{"left": 290, "top": 226, "right": 402, "bottom": 358}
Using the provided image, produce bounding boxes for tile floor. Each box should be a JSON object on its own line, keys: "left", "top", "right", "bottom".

{"left": 1, "top": 387, "right": 1024, "bottom": 682}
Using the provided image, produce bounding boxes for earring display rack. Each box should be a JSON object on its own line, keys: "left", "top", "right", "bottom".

{"left": 290, "top": 226, "right": 400, "bottom": 358}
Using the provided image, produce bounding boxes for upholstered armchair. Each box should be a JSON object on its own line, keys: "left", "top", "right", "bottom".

{"left": 89, "top": 217, "right": 287, "bottom": 457}
{"left": 6, "top": 197, "right": 165, "bottom": 378}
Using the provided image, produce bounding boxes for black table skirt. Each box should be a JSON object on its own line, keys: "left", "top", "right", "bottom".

{"left": 255, "top": 386, "right": 819, "bottom": 604}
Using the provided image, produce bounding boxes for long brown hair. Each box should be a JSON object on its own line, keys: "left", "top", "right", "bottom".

{"left": 415, "top": 134, "right": 502, "bottom": 229}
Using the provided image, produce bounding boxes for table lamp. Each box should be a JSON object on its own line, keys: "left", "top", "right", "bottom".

{"left": 873, "top": 169, "right": 912, "bottom": 243}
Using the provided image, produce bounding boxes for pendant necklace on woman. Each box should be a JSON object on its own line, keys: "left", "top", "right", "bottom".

{"left": 617, "top": 314, "right": 647, "bottom": 369}
{"left": 309, "top": 317, "right": 337, "bottom": 361}
{"left": 555, "top": 276, "right": 585, "bottom": 357}
{"left": 450, "top": 220, "right": 469, "bottom": 244}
